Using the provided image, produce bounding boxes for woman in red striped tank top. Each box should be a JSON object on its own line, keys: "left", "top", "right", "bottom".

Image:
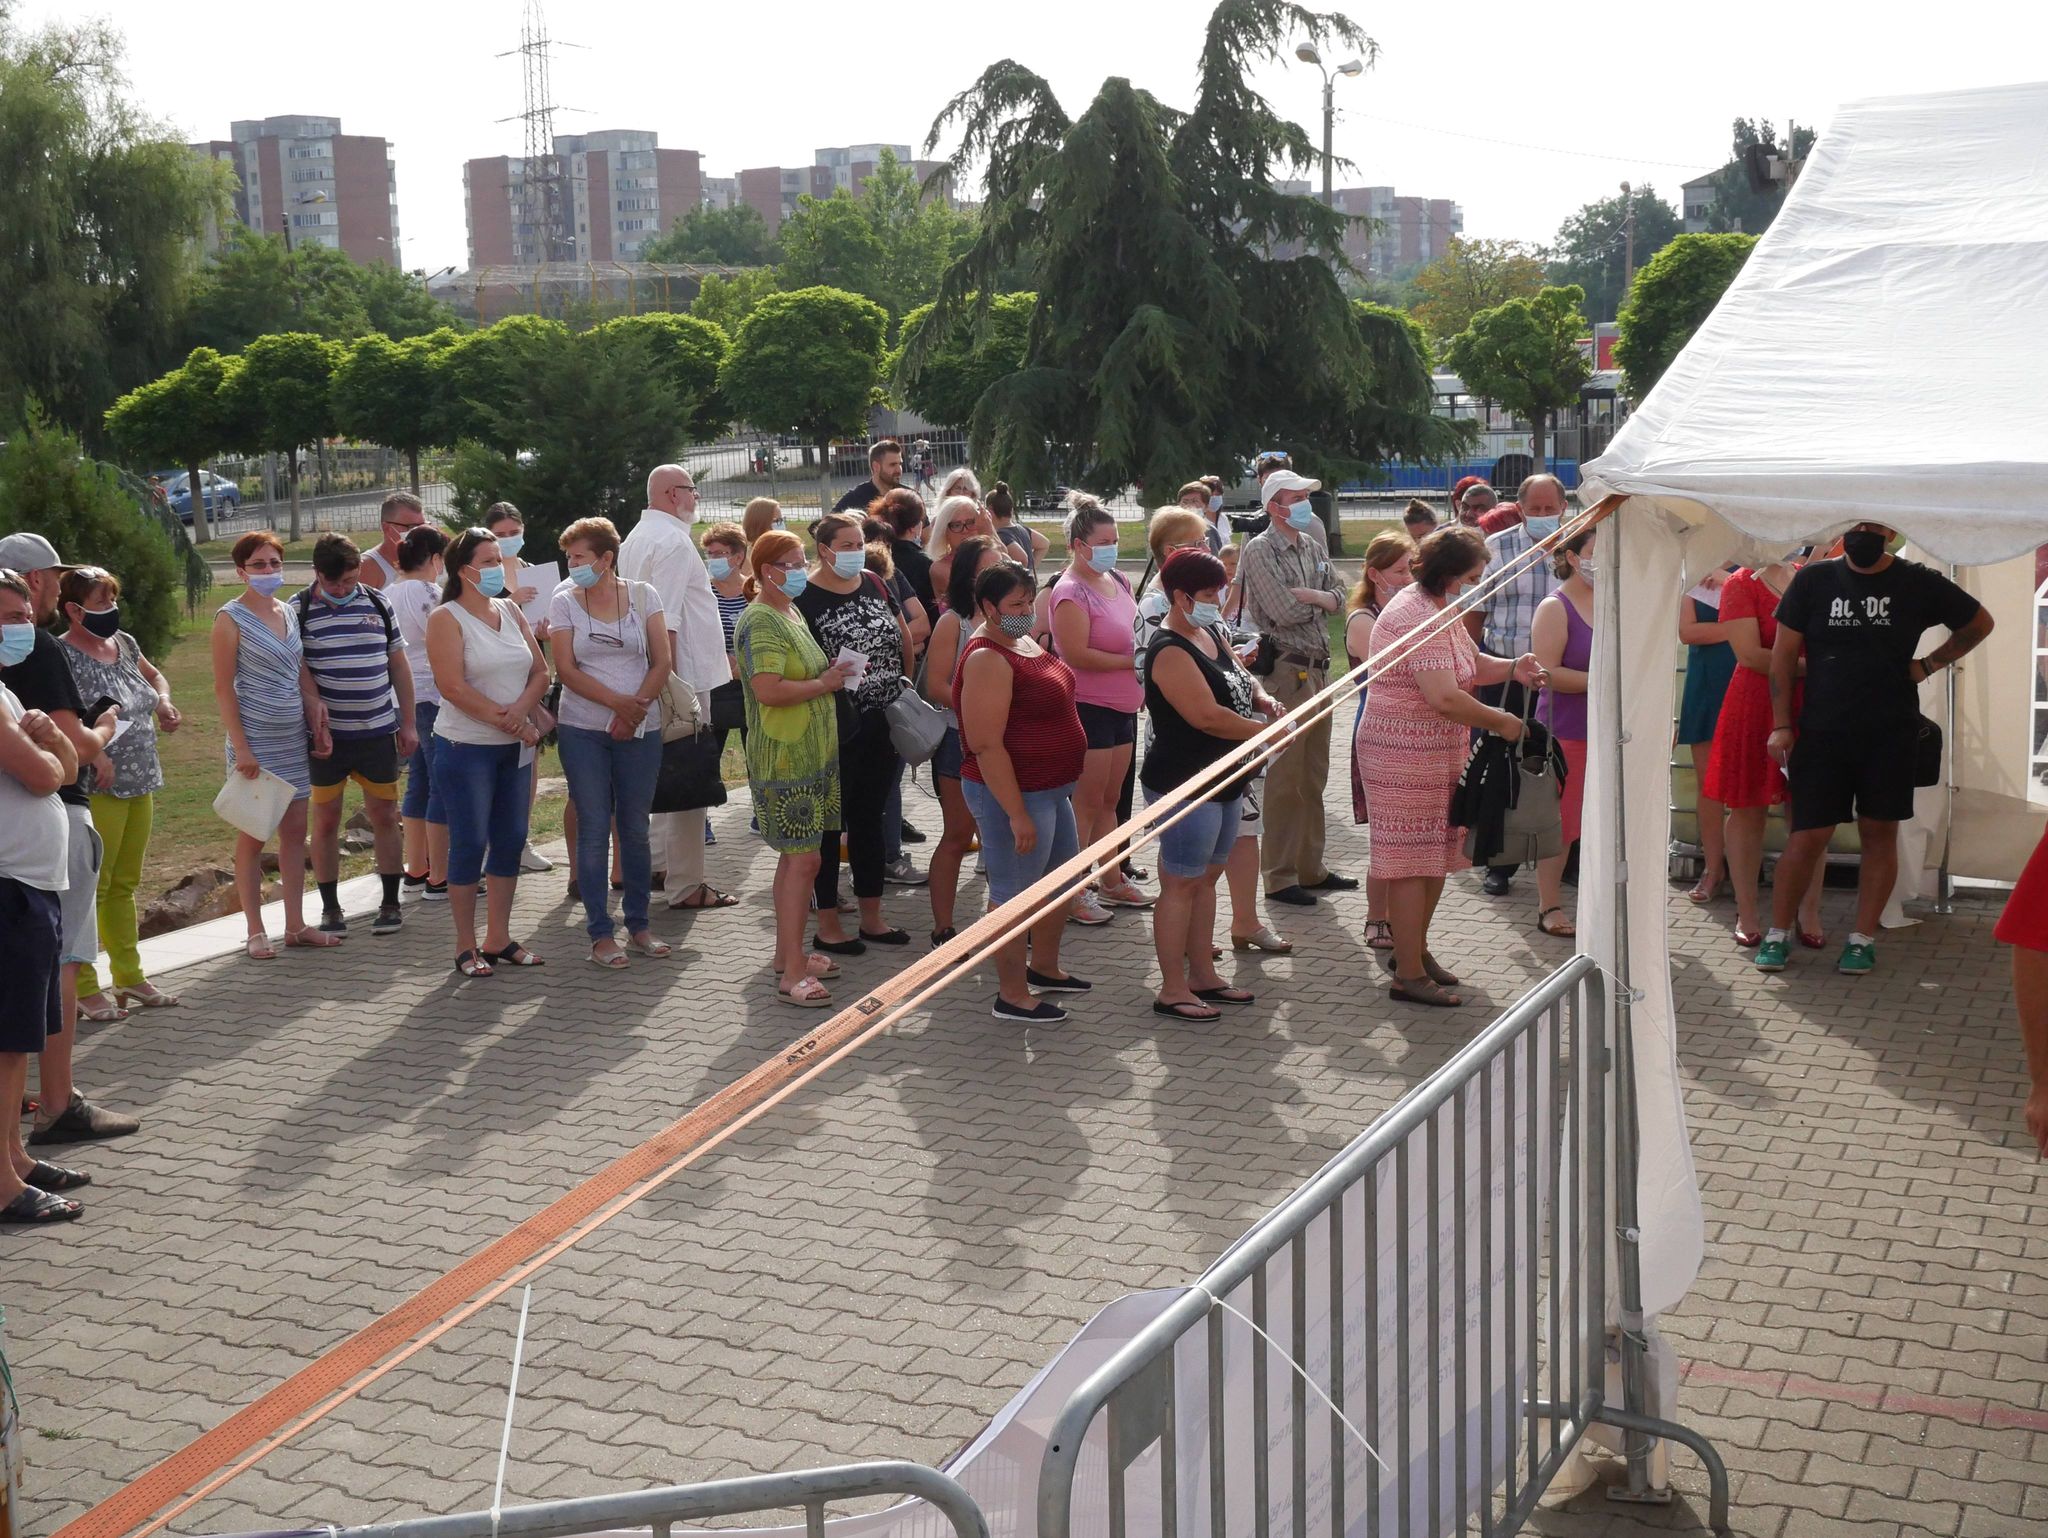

{"left": 955, "top": 561, "right": 1090, "bottom": 1023}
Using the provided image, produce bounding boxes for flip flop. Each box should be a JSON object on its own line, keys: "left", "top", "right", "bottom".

{"left": 285, "top": 928, "right": 345, "bottom": 948}
{"left": 1390, "top": 974, "right": 1463, "bottom": 1007}
{"left": 1152, "top": 998, "right": 1222, "bottom": 1022}
{"left": 1192, "top": 986, "right": 1256, "bottom": 1006}
{"left": 626, "top": 933, "right": 673, "bottom": 958}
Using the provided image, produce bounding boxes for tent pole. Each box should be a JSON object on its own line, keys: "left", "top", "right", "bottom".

{"left": 1935, "top": 563, "right": 1958, "bottom": 915}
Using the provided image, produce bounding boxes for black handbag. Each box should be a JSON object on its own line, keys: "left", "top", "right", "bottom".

{"left": 709, "top": 678, "right": 746, "bottom": 734}
{"left": 1913, "top": 713, "right": 1943, "bottom": 789}
{"left": 651, "top": 727, "right": 729, "bottom": 813}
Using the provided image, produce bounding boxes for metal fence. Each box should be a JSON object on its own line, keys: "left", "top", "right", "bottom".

{"left": 1035, "top": 955, "right": 1729, "bottom": 1538}
{"left": 201, "top": 1462, "right": 989, "bottom": 1538}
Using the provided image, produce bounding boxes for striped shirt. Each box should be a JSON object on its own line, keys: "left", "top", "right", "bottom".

{"left": 715, "top": 588, "right": 748, "bottom": 654}
{"left": 292, "top": 583, "right": 403, "bottom": 738}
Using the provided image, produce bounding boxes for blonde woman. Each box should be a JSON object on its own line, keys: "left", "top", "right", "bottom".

{"left": 925, "top": 493, "right": 986, "bottom": 602}
{"left": 742, "top": 496, "right": 785, "bottom": 549}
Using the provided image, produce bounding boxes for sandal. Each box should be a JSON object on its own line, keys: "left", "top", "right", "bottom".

{"left": 803, "top": 953, "right": 840, "bottom": 979}
{"left": 1375, "top": 948, "right": 1460, "bottom": 987}
{"left": 626, "top": 933, "right": 672, "bottom": 958}
{"left": 1192, "top": 986, "right": 1256, "bottom": 1006}
{"left": 76, "top": 994, "right": 128, "bottom": 1023}
{"left": 777, "top": 975, "right": 832, "bottom": 1008}
{"left": 0, "top": 1185, "right": 80, "bottom": 1224}
{"left": 668, "top": 882, "right": 740, "bottom": 911}
{"left": 1363, "top": 919, "right": 1395, "bottom": 951}
{"left": 587, "top": 940, "right": 629, "bottom": 969}
{"left": 114, "top": 983, "right": 180, "bottom": 1009}
{"left": 1685, "top": 876, "right": 1726, "bottom": 905}
{"left": 1391, "top": 974, "right": 1463, "bottom": 1007}
{"left": 245, "top": 933, "right": 276, "bottom": 961}
{"left": 285, "top": 928, "right": 345, "bottom": 948}
{"left": 1152, "top": 998, "right": 1221, "bottom": 1022}
{"left": 1536, "top": 906, "right": 1576, "bottom": 939}
{"left": 27, "top": 1160, "right": 91, "bottom": 1193}
{"left": 484, "top": 942, "right": 544, "bottom": 967}
{"left": 455, "top": 949, "right": 495, "bottom": 978}
{"left": 1231, "top": 926, "right": 1295, "bottom": 954}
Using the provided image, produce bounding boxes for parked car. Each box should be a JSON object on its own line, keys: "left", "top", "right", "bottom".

{"left": 162, "top": 470, "right": 241, "bottom": 523}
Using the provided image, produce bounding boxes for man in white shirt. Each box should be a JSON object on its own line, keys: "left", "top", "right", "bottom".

{"left": 620, "top": 464, "right": 739, "bottom": 909}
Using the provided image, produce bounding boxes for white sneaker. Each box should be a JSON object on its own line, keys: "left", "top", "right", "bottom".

{"left": 1070, "top": 890, "right": 1114, "bottom": 927}
{"left": 519, "top": 843, "right": 554, "bottom": 873}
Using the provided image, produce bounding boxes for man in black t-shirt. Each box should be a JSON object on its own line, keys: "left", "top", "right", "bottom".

{"left": 832, "top": 437, "right": 906, "bottom": 515}
{"left": 1757, "top": 523, "right": 1994, "bottom": 978}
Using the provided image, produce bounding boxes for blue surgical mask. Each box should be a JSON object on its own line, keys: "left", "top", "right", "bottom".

{"left": 247, "top": 572, "right": 284, "bottom": 597}
{"left": 832, "top": 549, "right": 867, "bottom": 579}
{"left": 706, "top": 556, "right": 733, "bottom": 581}
{"left": 997, "top": 612, "right": 1034, "bottom": 638}
{"left": 568, "top": 562, "right": 601, "bottom": 589}
{"left": 1189, "top": 600, "right": 1224, "bottom": 629}
{"left": 1208, "top": 494, "right": 1224, "bottom": 514}
{"left": 1087, "top": 543, "right": 1118, "bottom": 573}
{"left": 1523, "top": 515, "right": 1561, "bottom": 540}
{"left": 1285, "top": 505, "right": 1317, "bottom": 532}
{"left": 0, "top": 622, "right": 35, "bottom": 667}
{"left": 780, "top": 567, "right": 809, "bottom": 599}
{"left": 495, "top": 533, "right": 525, "bottom": 559}
{"left": 477, "top": 566, "right": 507, "bottom": 597}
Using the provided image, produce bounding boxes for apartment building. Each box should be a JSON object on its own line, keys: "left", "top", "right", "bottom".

{"left": 464, "top": 130, "right": 703, "bottom": 267}
{"left": 1330, "top": 186, "right": 1463, "bottom": 274}
{"left": 737, "top": 144, "right": 956, "bottom": 235}
{"left": 208, "top": 115, "right": 401, "bottom": 265}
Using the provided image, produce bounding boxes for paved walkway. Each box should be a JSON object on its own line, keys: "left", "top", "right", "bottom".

{"left": 9, "top": 767, "right": 2044, "bottom": 1538}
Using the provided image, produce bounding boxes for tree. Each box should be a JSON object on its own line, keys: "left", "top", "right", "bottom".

{"left": 589, "top": 313, "right": 730, "bottom": 439}
{"left": 0, "top": 412, "right": 195, "bottom": 657}
{"left": 1704, "top": 118, "right": 1818, "bottom": 238}
{"left": 1443, "top": 285, "right": 1590, "bottom": 472}
{"left": 182, "top": 231, "right": 373, "bottom": 352}
{"left": 435, "top": 315, "right": 572, "bottom": 451}
{"left": 721, "top": 287, "right": 888, "bottom": 512}
{"left": 1615, "top": 233, "right": 1757, "bottom": 401}
{"left": 0, "top": 9, "right": 228, "bottom": 440}
{"left": 219, "top": 332, "right": 339, "bottom": 540}
{"left": 691, "top": 268, "right": 781, "bottom": 337}
{"left": 331, "top": 329, "right": 459, "bottom": 492}
{"left": 775, "top": 150, "right": 979, "bottom": 320}
{"left": 1409, "top": 237, "right": 1547, "bottom": 344}
{"left": 776, "top": 192, "right": 887, "bottom": 303}
{"left": 356, "top": 263, "right": 460, "bottom": 339}
{"left": 892, "top": 292, "right": 1035, "bottom": 427}
{"left": 642, "top": 203, "right": 779, "bottom": 266}
{"left": 912, "top": 1, "right": 1432, "bottom": 521}
{"left": 103, "top": 347, "right": 233, "bottom": 543}
{"left": 1547, "top": 185, "right": 1682, "bottom": 323}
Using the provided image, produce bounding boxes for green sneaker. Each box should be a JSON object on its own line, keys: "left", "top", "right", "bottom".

{"left": 1837, "top": 939, "right": 1876, "bottom": 976}
{"left": 1753, "top": 936, "right": 1791, "bottom": 972}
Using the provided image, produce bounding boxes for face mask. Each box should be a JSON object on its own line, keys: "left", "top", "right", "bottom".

{"left": 81, "top": 606, "right": 122, "bottom": 639}
{"left": 477, "top": 566, "right": 507, "bottom": 597}
{"left": 1523, "top": 515, "right": 1561, "bottom": 540}
{"left": 247, "top": 572, "right": 284, "bottom": 597}
{"left": 706, "top": 556, "right": 733, "bottom": 581}
{"left": 1189, "top": 600, "right": 1223, "bottom": 629}
{"left": 832, "top": 549, "right": 867, "bottom": 579}
{"left": 1841, "top": 530, "right": 1887, "bottom": 567}
{"left": 1285, "top": 505, "right": 1317, "bottom": 532}
{"left": 495, "top": 533, "right": 525, "bottom": 559}
{"left": 1577, "top": 560, "right": 1597, "bottom": 581}
{"left": 773, "top": 518, "right": 787, "bottom": 532}
{"left": 0, "top": 623, "right": 35, "bottom": 667}
{"left": 1208, "top": 494, "right": 1224, "bottom": 514}
{"left": 568, "top": 562, "right": 602, "bottom": 590}
{"left": 779, "top": 567, "right": 809, "bottom": 600}
{"left": 996, "top": 612, "right": 1034, "bottom": 638}
{"left": 1087, "top": 543, "right": 1118, "bottom": 573}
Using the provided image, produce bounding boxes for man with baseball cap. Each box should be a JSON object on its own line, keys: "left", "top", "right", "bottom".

{"left": 1235, "top": 472, "right": 1356, "bottom": 906}
{"left": 0, "top": 532, "right": 141, "bottom": 1148}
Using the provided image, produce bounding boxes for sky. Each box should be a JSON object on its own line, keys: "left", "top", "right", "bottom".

{"left": 26, "top": 0, "right": 2044, "bottom": 275}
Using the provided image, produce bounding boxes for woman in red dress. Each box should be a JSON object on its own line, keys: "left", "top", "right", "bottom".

{"left": 1997, "top": 825, "right": 2048, "bottom": 1157}
{"left": 1703, "top": 557, "right": 1823, "bottom": 946}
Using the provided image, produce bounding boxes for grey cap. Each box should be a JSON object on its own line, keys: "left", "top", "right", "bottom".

{"left": 0, "top": 531, "right": 73, "bottom": 575}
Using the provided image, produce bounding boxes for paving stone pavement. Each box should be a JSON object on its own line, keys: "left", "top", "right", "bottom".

{"left": 8, "top": 767, "right": 2047, "bottom": 1538}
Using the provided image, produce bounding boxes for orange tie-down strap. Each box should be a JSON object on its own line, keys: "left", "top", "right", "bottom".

{"left": 63, "top": 500, "right": 1618, "bottom": 1538}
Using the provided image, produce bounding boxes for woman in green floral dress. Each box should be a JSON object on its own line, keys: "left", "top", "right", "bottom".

{"left": 735, "top": 530, "right": 850, "bottom": 1005}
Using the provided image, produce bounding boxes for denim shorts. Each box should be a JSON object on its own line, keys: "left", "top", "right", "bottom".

{"left": 401, "top": 702, "right": 445, "bottom": 823}
{"left": 960, "top": 778, "right": 1079, "bottom": 908}
{"left": 932, "top": 725, "right": 963, "bottom": 781}
{"left": 1145, "top": 788, "right": 1242, "bottom": 879}
{"left": 1076, "top": 701, "right": 1137, "bottom": 750}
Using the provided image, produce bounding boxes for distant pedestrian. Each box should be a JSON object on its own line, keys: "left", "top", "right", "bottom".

{"left": 987, "top": 481, "right": 1047, "bottom": 572}
{"left": 388, "top": 526, "right": 450, "bottom": 901}
{"left": 359, "top": 489, "right": 426, "bottom": 590}
{"left": 834, "top": 438, "right": 905, "bottom": 515}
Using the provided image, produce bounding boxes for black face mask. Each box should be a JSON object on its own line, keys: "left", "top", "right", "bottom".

{"left": 80, "top": 605, "right": 121, "bottom": 639}
{"left": 1841, "top": 530, "right": 1887, "bottom": 568}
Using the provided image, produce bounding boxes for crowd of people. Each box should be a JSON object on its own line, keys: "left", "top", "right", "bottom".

{"left": 0, "top": 436, "right": 2003, "bottom": 1219}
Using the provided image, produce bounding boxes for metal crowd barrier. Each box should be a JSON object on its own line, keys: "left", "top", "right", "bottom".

{"left": 200, "top": 1462, "right": 989, "bottom": 1538}
{"left": 1036, "top": 956, "right": 1730, "bottom": 1538}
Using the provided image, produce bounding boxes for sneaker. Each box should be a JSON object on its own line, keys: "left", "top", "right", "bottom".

{"left": 883, "top": 855, "right": 928, "bottom": 887}
{"left": 371, "top": 903, "right": 403, "bottom": 936}
{"left": 1026, "top": 968, "right": 1093, "bottom": 994}
{"left": 993, "top": 996, "right": 1068, "bottom": 1024}
{"left": 1753, "top": 936, "right": 1791, "bottom": 973}
{"left": 28, "top": 1092, "right": 140, "bottom": 1146}
{"left": 519, "top": 843, "right": 554, "bottom": 874}
{"left": 400, "top": 873, "right": 428, "bottom": 902}
{"left": 1837, "top": 939, "right": 1876, "bottom": 976}
{"left": 318, "top": 907, "right": 347, "bottom": 935}
{"left": 422, "top": 881, "right": 448, "bottom": 902}
{"left": 1070, "top": 890, "right": 1114, "bottom": 926}
{"left": 900, "top": 820, "right": 927, "bottom": 845}
{"left": 704, "top": 822, "right": 717, "bottom": 846}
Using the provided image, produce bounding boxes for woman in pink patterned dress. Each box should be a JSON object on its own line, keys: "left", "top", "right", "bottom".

{"left": 1357, "top": 527, "right": 1548, "bottom": 1006}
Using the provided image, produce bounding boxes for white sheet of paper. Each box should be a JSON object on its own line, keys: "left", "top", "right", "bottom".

{"left": 835, "top": 646, "right": 869, "bottom": 680}
{"left": 107, "top": 717, "right": 133, "bottom": 745}
{"left": 1684, "top": 582, "right": 1723, "bottom": 610}
{"left": 518, "top": 562, "right": 559, "bottom": 623}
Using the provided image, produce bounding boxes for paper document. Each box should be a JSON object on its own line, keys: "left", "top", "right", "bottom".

{"left": 108, "top": 718, "right": 133, "bottom": 745}
{"left": 1684, "top": 582, "right": 1722, "bottom": 610}
{"left": 517, "top": 562, "right": 559, "bottom": 623}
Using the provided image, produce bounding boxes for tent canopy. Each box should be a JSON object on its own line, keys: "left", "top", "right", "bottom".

{"left": 1583, "top": 81, "right": 2048, "bottom": 566}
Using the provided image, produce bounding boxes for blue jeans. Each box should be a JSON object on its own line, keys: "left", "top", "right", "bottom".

{"left": 435, "top": 738, "right": 530, "bottom": 886}
{"left": 402, "top": 702, "right": 445, "bottom": 822}
{"left": 1145, "top": 788, "right": 1242, "bottom": 878}
{"left": 960, "top": 778, "right": 1079, "bottom": 908}
{"left": 556, "top": 724, "right": 662, "bottom": 939}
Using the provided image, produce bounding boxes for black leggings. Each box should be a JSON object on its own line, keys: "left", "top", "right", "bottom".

{"left": 817, "top": 709, "right": 900, "bottom": 905}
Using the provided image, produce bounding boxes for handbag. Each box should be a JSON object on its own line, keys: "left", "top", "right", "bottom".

{"left": 1493, "top": 696, "right": 1565, "bottom": 865}
{"left": 650, "top": 727, "right": 729, "bottom": 813}
{"left": 656, "top": 672, "right": 701, "bottom": 743}
{"left": 709, "top": 677, "right": 746, "bottom": 734}
{"left": 885, "top": 678, "right": 949, "bottom": 765}
{"left": 1913, "top": 713, "right": 1943, "bottom": 789}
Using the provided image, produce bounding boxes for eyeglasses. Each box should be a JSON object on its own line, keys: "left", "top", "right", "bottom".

{"left": 946, "top": 520, "right": 976, "bottom": 533}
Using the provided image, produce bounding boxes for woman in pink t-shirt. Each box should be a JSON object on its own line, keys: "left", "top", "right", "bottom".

{"left": 1048, "top": 495, "right": 1149, "bottom": 916}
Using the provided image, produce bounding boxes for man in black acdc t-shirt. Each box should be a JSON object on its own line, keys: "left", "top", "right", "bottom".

{"left": 1756, "top": 523, "right": 1994, "bottom": 978}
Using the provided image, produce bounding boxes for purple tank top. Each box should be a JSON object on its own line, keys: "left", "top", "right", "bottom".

{"left": 1537, "top": 592, "right": 1593, "bottom": 741}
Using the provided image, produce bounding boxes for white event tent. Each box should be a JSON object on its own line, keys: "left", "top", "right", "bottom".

{"left": 1577, "top": 79, "right": 2048, "bottom": 1320}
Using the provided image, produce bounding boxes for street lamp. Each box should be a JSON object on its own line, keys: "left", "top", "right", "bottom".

{"left": 1295, "top": 42, "right": 1366, "bottom": 207}
{"left": 1619, "top": 180, "right": 1637, "bottom": 295}
{"left": 280, "top": 188, "right": 327, "bottom": 254}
